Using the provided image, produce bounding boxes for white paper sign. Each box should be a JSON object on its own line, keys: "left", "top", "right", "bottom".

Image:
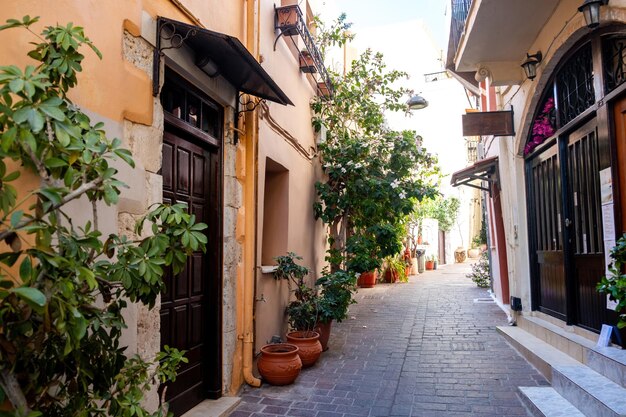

{"left": 599, "top": 168, "right": 613, "bottom": 205}
{"left": 602, "top": 204, "right": 616, "bottom": 240}
{"left": 596, "top": 324, "right": 613, "bottom": 347}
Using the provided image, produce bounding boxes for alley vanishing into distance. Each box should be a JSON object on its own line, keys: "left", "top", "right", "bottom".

{"left": 230, "top": 262, "right": 547, "bottom": 417}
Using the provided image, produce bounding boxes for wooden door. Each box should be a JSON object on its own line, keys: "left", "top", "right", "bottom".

{"left": 564, "top": 121, "right": 605, "bottom": 331}
{"left": 614, "top": 95, "right": 626, "bottom": 235}
{"left": 528, "top": 143, "right": 566, "bottom": 319}
{"left": 159, "top": 129, "right": 221, "bottom": 416}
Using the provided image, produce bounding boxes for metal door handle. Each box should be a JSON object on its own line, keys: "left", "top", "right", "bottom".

{"left": 565, "top": 218, "right": 572, "bottom": 227}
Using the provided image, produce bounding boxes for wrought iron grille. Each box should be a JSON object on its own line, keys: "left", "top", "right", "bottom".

{"left": 603, "top": 35, "right": 626, "bottom": 93}
{"left": 556, "top": 44, "right": 595, "bottom": 126}
{"left": 449, "top": 0, "right": 472, "bottom": 60}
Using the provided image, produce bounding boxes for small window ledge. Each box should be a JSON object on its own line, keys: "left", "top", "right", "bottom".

{"left": 260, "top": 265, "right": 278, "bottom": 274}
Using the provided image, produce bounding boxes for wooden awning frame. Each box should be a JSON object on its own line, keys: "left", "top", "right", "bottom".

{"left": 450, "top": 156, "right": 499, "bottom": 195}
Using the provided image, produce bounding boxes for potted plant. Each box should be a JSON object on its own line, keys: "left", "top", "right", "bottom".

{"left": 425, "top": 255, "right": 435, "bottom": 270}
{"left": 315, "top": 270, "right": 357, "bottom": 350}
{"left": 275, "top": 4, "right": 301, "bottom": 35}
{"left": 299, "top": 50, "right": 317, "bottom": 73}
{"left": 598, "top": 234, "right": 626, "bottom": 330}
{"left": 383, "top": 255, "right": 408, "bottom": 283}
{"left": 274, "top": 253, "right": 323, "bottom": 368}
{"left": 257, "top": 343, "right": 302, "bottom": 385}
{"left": 347, "top": 235, "right": 382, "bottom": 288}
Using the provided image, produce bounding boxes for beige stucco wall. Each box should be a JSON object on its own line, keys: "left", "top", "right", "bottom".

{"left": 0, "top": 0, "right": 253, "bottom": 401}
{"left": 252, "top": 0, "right": 327, "bottom": 352}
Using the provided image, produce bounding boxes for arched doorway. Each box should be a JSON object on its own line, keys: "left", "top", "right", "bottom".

{"left": 525, "top": 28, "right": 626, "bottom": 332}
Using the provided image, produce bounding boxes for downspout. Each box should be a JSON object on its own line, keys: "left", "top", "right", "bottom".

{"left": 241, "top": 0, "right": 261, "bottom": 388}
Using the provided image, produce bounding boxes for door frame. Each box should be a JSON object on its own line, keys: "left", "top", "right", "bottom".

{"left": 160, "top": 67, "right": 224, "bottom": 403}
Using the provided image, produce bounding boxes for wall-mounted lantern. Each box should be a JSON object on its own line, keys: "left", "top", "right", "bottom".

{"left": 521, "top": 52, "right": 543, "bottom": 81}
{"left": 578, "top": 0, "right": 609, "bottom": 29}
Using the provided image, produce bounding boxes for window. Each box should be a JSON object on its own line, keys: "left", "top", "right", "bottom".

{"left": 261, "top": 159, "right": 289, "bottom": 265}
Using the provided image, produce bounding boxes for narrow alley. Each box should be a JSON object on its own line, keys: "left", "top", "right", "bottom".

{"left": 230, "top": 263, "right": 547, "bottom": 417}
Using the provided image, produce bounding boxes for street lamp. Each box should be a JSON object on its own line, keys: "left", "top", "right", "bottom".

{"left": 407, "top": 94, "right": 428, "bottom": 110}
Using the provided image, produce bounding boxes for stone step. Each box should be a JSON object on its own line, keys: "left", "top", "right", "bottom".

{"left": 587, "top": 346, "right": 626, "bottom": 389}
{"left": 552, "top": 364, "right": 626, "bottom": 417}
{"left": 499, "top": 325, "right": 626, "bottom": 417}
{"left": 181, "top": 397, "right": 241, "bottom": 417}
{"left": 519, "top": 315, "right": 626, "bottom": 389}
{"left": 497, "top": 325, "right": 580, "bottom": 382}
{"left": 518, "top": 386, "right": 585, "bottom": 417}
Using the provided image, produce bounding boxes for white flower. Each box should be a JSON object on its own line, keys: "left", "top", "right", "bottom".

{"left": 391, "top": 179, "right": 400, "bottom": 189}
{"left": 399, "top": 191, "right": 407, "bottom": 199}
{"left": 341, "top": 167, "right": 347, "bottom": 173}
{"left": 354, "top": 163, "right": 363, "bottom": 169}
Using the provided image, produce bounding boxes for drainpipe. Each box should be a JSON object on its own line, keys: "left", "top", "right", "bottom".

{"left": 241, "top": 0, "right": 261, "bottom": 388}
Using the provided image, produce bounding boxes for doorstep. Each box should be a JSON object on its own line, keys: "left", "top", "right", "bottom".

{"left": 180, "top": 397, "right": 241, "bottom": 417}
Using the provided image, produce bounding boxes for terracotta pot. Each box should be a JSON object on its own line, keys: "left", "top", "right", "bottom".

{"left": 468, "top": 248, "right": 480, "bottom": 259}
{"left": 384, "top": 269, "right": 398, "bottom": 283}
{"left": 299, "top": 52, "right": 317, "bottom": 73}
{"left": 425, "top": 261, "right": 434, "bottom": 270}
{"left": 286, "top": 331, "right": 322, "bottom": 368}
{"left": 257, "top": 343, "right": 302, "bottom": 386}
{"left": 454, "top": 248, "right": 467, "bottom": 263}
{"left": 358, "top": 270, "right": 377, "bottom": 288}
{"left": 405, "top": 266, "right": 411, "bottom": 277}
{"left": 315, "top": 320, "right": 332, "bottom": 351}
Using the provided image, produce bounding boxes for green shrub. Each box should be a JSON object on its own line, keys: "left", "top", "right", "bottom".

{"left": 467, "top": 251, "right": 490, "bottom": 288}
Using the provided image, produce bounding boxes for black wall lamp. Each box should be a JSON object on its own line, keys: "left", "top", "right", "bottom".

{"left": 521, "top": 52, "right": 542, "bottom": 81}
{"left": 578, "top": 0, "right": 609, "bottom": 29}
{"left": 196, "top": 56, "right": 220, "bottom": 78}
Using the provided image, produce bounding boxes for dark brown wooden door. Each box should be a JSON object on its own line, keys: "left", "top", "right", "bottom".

{"left": 160, "top": 128, "right": 221, "bottom": 416}
{"left": 564, "top": 121, "right": 606, "bottom": 331}
{"left": 528, "top": 142, "right": 567, "bottom": 319}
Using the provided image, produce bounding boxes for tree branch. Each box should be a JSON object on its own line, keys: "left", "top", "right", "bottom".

{"left": 0, "top": 369, "right": 31, "bottom": 415}
{"left": 0, "top": 177, "right": 103, "bottom": 242}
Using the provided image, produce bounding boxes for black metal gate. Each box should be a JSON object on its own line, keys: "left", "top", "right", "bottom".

{"left": 528, "top": 142, "right": 566, "bottom": 319}
{"left": 528, "top": 119, "right": 608, "bottom": 331}
{"left": 564, "top": 121, "right": 606, "bottom": 331}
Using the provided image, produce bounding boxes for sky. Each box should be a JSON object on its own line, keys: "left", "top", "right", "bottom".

{"left": 328, "top": 0, "right": 448, "bottom": 51}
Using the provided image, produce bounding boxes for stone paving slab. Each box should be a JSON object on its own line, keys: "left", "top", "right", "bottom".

{"left": 231, "top": 261, "right": 548, "bottom": 416}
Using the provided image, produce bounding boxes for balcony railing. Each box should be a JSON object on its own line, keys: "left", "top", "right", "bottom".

{"left": 449, "top": 0, "right": 473, "bottom": 62}
{"left": 274, "top": 5, "right": 333, "bottom": 97}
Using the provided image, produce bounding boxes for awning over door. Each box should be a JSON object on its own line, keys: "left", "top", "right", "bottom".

{"left": 153, "top": 17, "right": 293, "bottom": 106}
{"left": 450, "top": 156, "right": 499, "bottom": 194}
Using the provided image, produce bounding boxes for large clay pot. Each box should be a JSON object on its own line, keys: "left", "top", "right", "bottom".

{"left": 454, "top": 248, "right": 467, "bottom": 263}
{"left": 425, "top": 260, "right": 434, "bottom": 270}
{"left": 383, "top": 269, "right": 398, "bottom": 283}
{"left": 286, "top": 331, "right": 322, "bottom": 368}
{"left": 468, "top": 248, "right": 481, "bottom": 259}
{"left": 315, "top": 320, "right": 332, "bottom": 351}
{"left": 257, "top": 343, "right": 302, "bottom": 385}
{"left": 358, "top": 270, "right": 377, "bottom": 288}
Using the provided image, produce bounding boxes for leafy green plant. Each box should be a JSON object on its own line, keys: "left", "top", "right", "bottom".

{"left": 467, "top": 252, "right": 490, "bottom": 288}
{"left": 0, "top": 17, "right": 207, "bottom": 416}
{"left": 597, "top": 234, "right": 626, "bottom": 328}
{"left": 383, "top": 255, "right": 408, "bottom": 283}
{"left": 316, "top": 269, "right": 357, "bottom": 323}
{"left": 311, "top": 24, "right": 439, "bottom": 278}
{"left": 274, "top": 252, "right": 319, "bottom": 331}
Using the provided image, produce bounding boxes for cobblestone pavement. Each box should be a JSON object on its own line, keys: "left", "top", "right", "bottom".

{"left": 231, "top": 261, "right": 548, "bottom": 417}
